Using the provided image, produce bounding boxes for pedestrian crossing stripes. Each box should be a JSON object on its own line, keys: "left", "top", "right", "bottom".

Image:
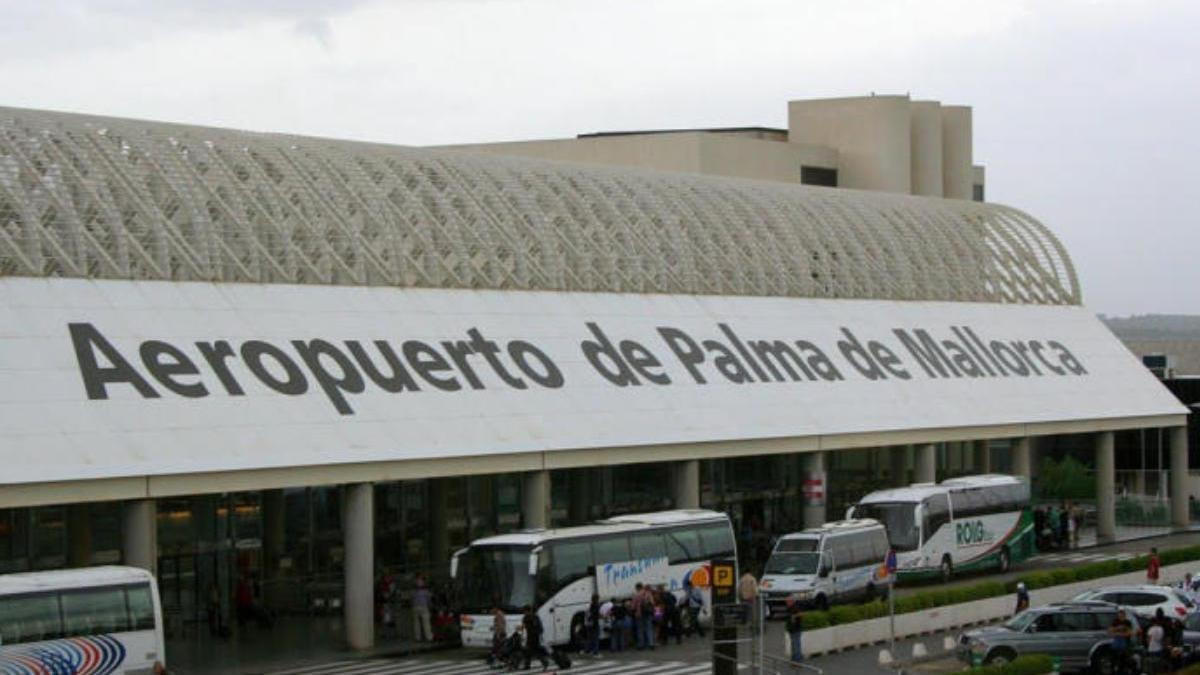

{"left": 1028, "top": 551, "right": 1139, "bottom": 564}
{"left": 268, "top": 657, "right": 713, "bottom": 675}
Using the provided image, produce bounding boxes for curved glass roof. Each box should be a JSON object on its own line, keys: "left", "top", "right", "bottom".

{"left": 0, "top": 107, "right": 1079, "bottom": 305}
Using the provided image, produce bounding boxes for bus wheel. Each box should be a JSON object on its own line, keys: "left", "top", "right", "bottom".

{"left": 998, "top": 547, "right": 1011, "bottom": 573}
{"left": 940, "top": 556, "right": 953, "bottom": 583}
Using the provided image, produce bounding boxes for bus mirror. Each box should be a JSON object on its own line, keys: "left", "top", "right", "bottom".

{"left": 844, "top": 507, "right": 854, "bottom": 520}
{"left": 450, "top": 548, "right": 467, "bottom": 579}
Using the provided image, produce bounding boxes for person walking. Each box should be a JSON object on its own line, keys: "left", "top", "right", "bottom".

{"left": 1108, "top": 609, "right": 1135, "bottom": 674}
{"left": 660, "top": 585, "right": 681, "bottom": 645}
{"left": 521, "top": 605, "right": 550, "bottom": 670}
{"left": 683, "top": 579, "right": 705, "bottom": 638}
{"left": 1147, "top": 547, "right": 1162, "bottom": 584}
{"left": 585, "top": 593, "right": 602, "bottom": 657}
{"left": 632, "top": 583, "right": 655, "bottom": 650}
{"left": 785, "top": 597, "right": 804, "bottom": 662}
{"left": 738, "top": 571, "right": 758, "bottom": 616}
{"left": 487, "top": 605, "right": 507, "bottom": 668}
{"left": 1014, "top": 582, "right": 1030, "bottom": 615}
{"left": 611, "top": 598, "right": 630, "bottom": 652}
{"left": 412, "top": 574, "right": 433, "bottom": 642}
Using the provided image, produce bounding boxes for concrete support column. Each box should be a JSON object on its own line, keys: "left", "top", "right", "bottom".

{"left": 343, "top": 483, "right": 374, "bottom": 651}
{"left": 522, "top": 470, "right": 551, "bottom": 530}
{"left": 973, "top": 440, "right": 991, "bottom": 474}
{"left": 915, "top": 444, "right": 937, "bottom": 484}
{"left": 1011, "top": 437, "right": 1033, "bottom": 480}
{"left": 672, "top": 460, "right": 701, "bottom": 510}
{"left": 429, "top": 480, "right": 449, "bottom": 577}
{"left": 67, "top": 504, "right": 92, "bottom": 568}
{"left": 890, "top": 446, "right": 909, "bottom": 486}
{"left": 801, "top": 452, "right": 827, "bottom": 529}
{"left": 1171, "top": 426, "right": 1190, "bottom": 529}
{"left": 568, "top": 470, "right": 591, "bottom": 524}
{"left": 121, "top": 500, "right": 157, "bottom": 575}
{"left": 1096, "top": 432, "right": 1117, "bottom": 545}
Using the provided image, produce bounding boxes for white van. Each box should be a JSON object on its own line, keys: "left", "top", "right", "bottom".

{"left": 759, "top": 519, "right": 890, "bottom": 615}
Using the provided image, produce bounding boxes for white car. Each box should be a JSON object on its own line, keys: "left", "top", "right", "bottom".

{"left": 1072, "top": 584, "right": 1193, "bottom": 620}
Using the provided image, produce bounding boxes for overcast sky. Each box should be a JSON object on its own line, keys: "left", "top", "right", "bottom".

{"left": 2, "top": 0, "right": 1196, "bottom": 316}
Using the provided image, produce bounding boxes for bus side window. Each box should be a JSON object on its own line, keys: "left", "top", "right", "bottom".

{"left": 61, "top": 586, "right": 131, "bottom": 636}
{"left": 699, "top": 524, "right": 736, "bottom": 559}
{"left": 126, "top": 584, "right": 156, "bottom": 631}
{"left": 551, "top": 541, "right": 594, "bottom": 589}
{"left": 0, "top": 592, "right": 63, "bottom": 644}
{"left": 630, "top": 532, "right": 666, "bottom": 560}
{"left": 536, "top": 548, "right": 555, "bottom": 602}
{"left": 666, "top": 528, "right": 702, "bottom": 564}
{"left": 592, "top": 535, "right": 631, "bottom": 565}
{"left": 923, "top": 495, "right": 950, "bottom": 535}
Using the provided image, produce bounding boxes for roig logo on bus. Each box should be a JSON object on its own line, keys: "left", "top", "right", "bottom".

{"left": 955, "top": 520, "right": 993, "bottom": 547}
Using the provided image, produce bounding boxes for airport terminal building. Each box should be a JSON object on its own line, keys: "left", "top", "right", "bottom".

{"left": 0, "top": 97, "right": 1189, "bottom": 651}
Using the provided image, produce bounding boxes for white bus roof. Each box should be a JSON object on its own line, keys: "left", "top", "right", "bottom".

{"left": 858, "top": 474, "right": 1026, "bottom": 504}
{"left": 467, "top": 510, "right": 729, "bottom": 548}
{"left": 0, "top": 566, "right": 154, "bottom": 596}
{"left": 779, "top": 519, "right": 882, "bottom": 538}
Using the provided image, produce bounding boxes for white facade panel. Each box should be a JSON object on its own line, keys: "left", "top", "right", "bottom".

{"left": 0, "top": 278, "right": 1184, "bottom": 486}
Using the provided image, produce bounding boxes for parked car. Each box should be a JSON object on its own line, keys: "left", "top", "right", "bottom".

{"left": 958, "top": 602, "right": 1140, "bottom": 672}
{"left": 1072, "top": 585, "right": 1193, "bottom": 620}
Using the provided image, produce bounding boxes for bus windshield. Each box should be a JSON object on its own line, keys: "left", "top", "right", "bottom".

{"left": 852, "top": 502, "right": 919, "bottom": 551}
{"left": 457, "top": 545, "right": 536, "bottom": 613}
{"left": 763, "top": 552, "right": 820, "bottom": 575}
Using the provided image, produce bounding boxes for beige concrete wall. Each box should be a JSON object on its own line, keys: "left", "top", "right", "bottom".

{"left": 909, "top": 101, "right": 944, "bottom": 197}
{"left": 788, "top": 95, "right": 912, "bottom": 193}
{"left": 442, "top": 134, "right": 705, "bottom": 174}
{"left": 697, "top": 133, "right": 836, "bottom": 183}
{"left": 442, "top": 132, "right": 836, "bottom": 185}
{"left": 941, "top": 105, "right": 974, "bottom": 199}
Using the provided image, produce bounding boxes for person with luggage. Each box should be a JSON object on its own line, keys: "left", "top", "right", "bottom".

{"left": 521, "top": 605, "right": 550, "bottom": 670}
{"left": 585, "top": 593, "right": 602, "bottom": 657}
{"left": 659, "top": 584, "right": 682, "bottom": 645}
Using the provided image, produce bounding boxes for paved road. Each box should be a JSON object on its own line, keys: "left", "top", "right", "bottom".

{"left": 255, "top": 531, "right": 1200, "bottom": 675}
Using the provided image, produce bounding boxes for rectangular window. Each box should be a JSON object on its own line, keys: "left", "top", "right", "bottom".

{"left": 630, "top": 532, "right": 666, "bottom": 560}
{"left": 801, "top": 166, "right": 838, "bottom": 187}
{"left": 698, "top": 524, "right": 735, "bottom": 559}
{"left": 0, "top": 591, "right": 64, "bottom": 644}
{"left": 126, "top": 584, "right": 156, "bottom": 631}
{"left": 61, "top": 586, "right": 131, "bottom": 636}
{"left": 665, "top": 528, "right": 702, "bottom": 564}
{"left": 592, "top": 536, "right": 631, "bottom": 565}
{"left": 550, "top": 541, "right": 593, "bottom": 587}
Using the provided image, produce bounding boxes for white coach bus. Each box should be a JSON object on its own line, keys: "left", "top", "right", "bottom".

{"left": 847, "top": 474, "right": 1034, "bottom": 582}
{"left": 0, "top": 566, "right": 165, "bottom": 674}
{"left": 451, "top": 509, "right": 736, "bottom": 649}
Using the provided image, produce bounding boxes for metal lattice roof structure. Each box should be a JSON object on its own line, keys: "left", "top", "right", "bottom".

{"left": 0, "top": 107, "right": 1080, "bottom": 304}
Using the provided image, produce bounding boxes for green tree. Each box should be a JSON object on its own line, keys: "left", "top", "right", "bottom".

{"left": 1035, "top": 455, "right": 1095, "bottom": 500}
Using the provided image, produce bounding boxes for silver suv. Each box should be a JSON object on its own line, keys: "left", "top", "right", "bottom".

{"left": 958, "top": 602, "right": 1140, "bottom": 672}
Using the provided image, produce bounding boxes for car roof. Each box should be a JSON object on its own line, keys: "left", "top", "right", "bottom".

{"left": 1080, "top": 585, "right": 1174, "bottom": 594}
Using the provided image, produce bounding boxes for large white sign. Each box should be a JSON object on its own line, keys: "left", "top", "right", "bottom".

{"left": 0, "top": 277, "right": 1184, "bottom": 485}
{"left": 596, "top": 557, "right": 671, "bottom": 598}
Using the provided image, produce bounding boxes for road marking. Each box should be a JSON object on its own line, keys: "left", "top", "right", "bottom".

{"left": 269, "top": 658, "right": 712, "bottom": 675}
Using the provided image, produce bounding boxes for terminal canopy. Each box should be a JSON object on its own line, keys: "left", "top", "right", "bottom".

{"left": 1, "top": 106, "right": 1078, "bottom": 305}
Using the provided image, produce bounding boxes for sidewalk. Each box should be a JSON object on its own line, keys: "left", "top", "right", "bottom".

{"left": 167, "top": 615, "right": 454, "bottom": 675}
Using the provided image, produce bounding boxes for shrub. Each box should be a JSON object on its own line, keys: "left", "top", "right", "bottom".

{"left": 798, "top": 541, "right": 1200, "bottom": 630}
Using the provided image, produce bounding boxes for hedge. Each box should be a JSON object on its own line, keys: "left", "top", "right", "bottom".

{"left": 798, "top": 543, "right": 1200, "bottom": 630}
{"left": 972, "top": 654, "right": 1055, "bottom": 675}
